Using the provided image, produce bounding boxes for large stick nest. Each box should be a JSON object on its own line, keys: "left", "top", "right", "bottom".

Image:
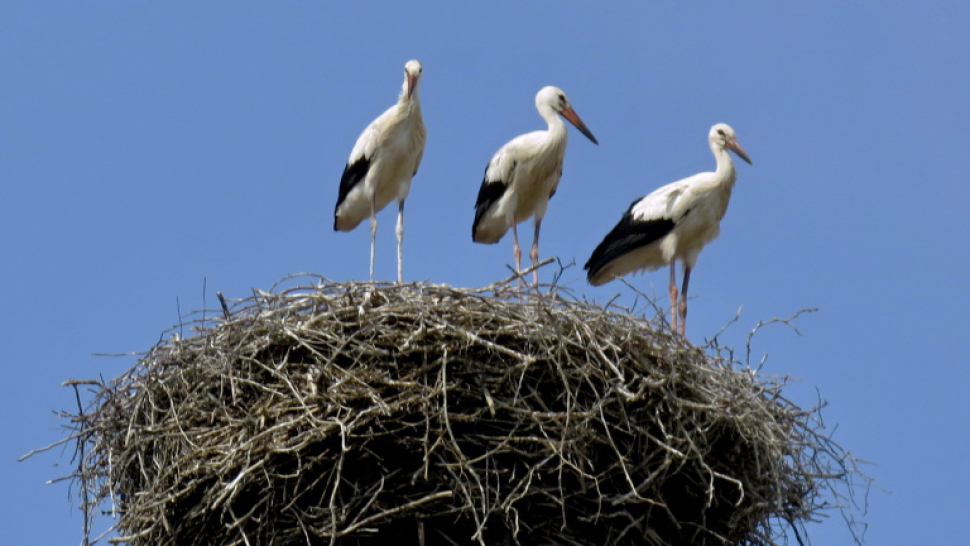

{"left": 59, "top": 277, "right": 861, "bottom": 546}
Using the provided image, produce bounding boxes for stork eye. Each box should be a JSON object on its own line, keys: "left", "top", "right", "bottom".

{"left": 558, "top": 94, "right": 566, "bottom": 105}
{"left": 717, "top": 128, "right": 726, "bottom": 136}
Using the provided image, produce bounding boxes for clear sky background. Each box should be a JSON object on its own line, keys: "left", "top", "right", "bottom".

{"left": 3, "top": 3, "right": 968, "bottom": 544}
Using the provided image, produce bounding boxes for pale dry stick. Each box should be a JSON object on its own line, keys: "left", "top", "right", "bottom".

{"left": 224, "top": 489, "right": 271, "bottom": 534}
{"left": 212, "top": 459, "right": 268, "bottom": 510}
{"left": 613, "top": 460, "right": 674, "bottom": 506}
{"left": 546, "top": 336, "right": 581, "bottom": 522}
{"left": 66, "top": 381, "right": 93, "bottom": 546}
{"left": 570, "top": 319, "right": 629, "bottom": 392}
{"left": 337, "top": 475, "right": 387, "bottom": 535}
{"left": 336, "top": 491, "right": 454, "bottom": 538}
{"left": 616, "top": 275, "right": 670, "bottom": 326}
{"left": 437, "top": 359, "right": 488, "bottom": 546}
{"left": 473, "top": 256, "right": 556, "bottom": 294}
{"left": 611, "top": 514, "right": 652, "bottom": 545}
{"left": 422, "top": 411, "right": 436, "bottom": 481}
{"left": 595, "top": 402, "right": 641, "bottom": 500}
{"left": 110, "top": 526, "right": 154, "bottom": 544}
{"left": 646, "top": 411, "right": 688, "bottom": 460}
{"left": 704, "top": 305, "right": 744, "bottom": 352}
{"left": 327, "top": 420, "right": 349, "bottom": 546}
{"left": 18, "top": 424, "right": 85, "bottom": 461}
{"left": 744, "top": 308, "right": 819, "bottom": 369}
{"left": 438, "top": 317, "right": 534, "bottom": 364}
{"left": 498, "top": 451, "right": 556, "bottom": 511}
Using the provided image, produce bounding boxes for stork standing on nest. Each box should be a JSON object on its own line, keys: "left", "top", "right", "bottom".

{"left": 584, "top": 123, "right": 752, "bottom": 335}
{"left": 334, "top": 60, "right": 426, "bottom": 283}
{"left": 472, "top": 86, "right": 598, "bottom": 287}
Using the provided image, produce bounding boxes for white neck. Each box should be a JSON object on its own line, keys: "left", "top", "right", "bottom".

{"left": 399, "top": 85, "right": 421, "bottom": 115}
{"left": 712, "top": 144, "right": 737, "bottom": 187}
{"left": 538, "top": 103, "right": 567, "bottom": 144}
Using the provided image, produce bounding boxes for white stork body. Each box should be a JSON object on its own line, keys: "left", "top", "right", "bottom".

{"left": 585, "top": 123, "right": 752, "bottom": 335}
{"left": 473, "top": 86, "right": 598, "bottom": 286}
{"left": 334, "top": 60, "right": 426, "bottom": 283}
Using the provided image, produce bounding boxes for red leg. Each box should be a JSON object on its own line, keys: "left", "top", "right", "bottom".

{"left": 510, "top": 215, "right": 522, "bottom": 290}
{"left": 531, "top": 220, "right": 542, "bottom": 289}
{"left": 396, "top": 200, "right": 405, "bottom": 284}
{"left": 668, "top": 263, "right": 679, "bottom": 333}
{"left": 369, "top": 193, "right": 377, "bottom": 282}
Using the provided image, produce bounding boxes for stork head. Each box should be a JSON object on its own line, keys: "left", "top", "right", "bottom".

{"left": 710, "top": 123, "right": 752, "bottom": 164}
{"left": 403, "top": 60, "right": 423, "bottom": 100}
{"left": 536, "top": 86, "right": 599, "bottom": 145}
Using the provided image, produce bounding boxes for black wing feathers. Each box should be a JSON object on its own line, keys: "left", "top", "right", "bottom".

{"left": 334, "top": 156, "right": 372, "bottom": 219}
{"left": 584, "top": 201, "right": 675, "bottom": 279}
{"left": 472, "top": 165, "right": 509, "bottom": 238}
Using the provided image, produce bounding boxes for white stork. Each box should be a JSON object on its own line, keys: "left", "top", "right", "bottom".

{"left": 472, "top": 86, "right": 598, "bottom": 287}
{"left": 334, "top": 60, "right": 426, "bottom": 283}
{"left": 584, "top": 123, "right": 752, "bottom": 336}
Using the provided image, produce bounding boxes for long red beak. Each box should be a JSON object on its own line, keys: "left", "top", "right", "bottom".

{"left": 727, "top": 138, "right": 752, "bottom": 164}
{"left": 560, "top": 107, "right": 599, "bottom": 145}
{"left": 406, "top": 74, "right": 417, "bottom": 99}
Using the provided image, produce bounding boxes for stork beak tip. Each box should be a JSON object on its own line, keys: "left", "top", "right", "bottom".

{"left": 406, "top": 75, "right": 417, "bottom": 99}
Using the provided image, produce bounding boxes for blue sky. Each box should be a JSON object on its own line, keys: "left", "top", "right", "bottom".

{"left": 3, "top": 3, "right": 968, "bottom": 544}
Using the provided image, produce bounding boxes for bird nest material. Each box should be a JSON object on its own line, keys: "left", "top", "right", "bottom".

{"left": 53, "top": 275, "right": 863, "bottom": 546}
